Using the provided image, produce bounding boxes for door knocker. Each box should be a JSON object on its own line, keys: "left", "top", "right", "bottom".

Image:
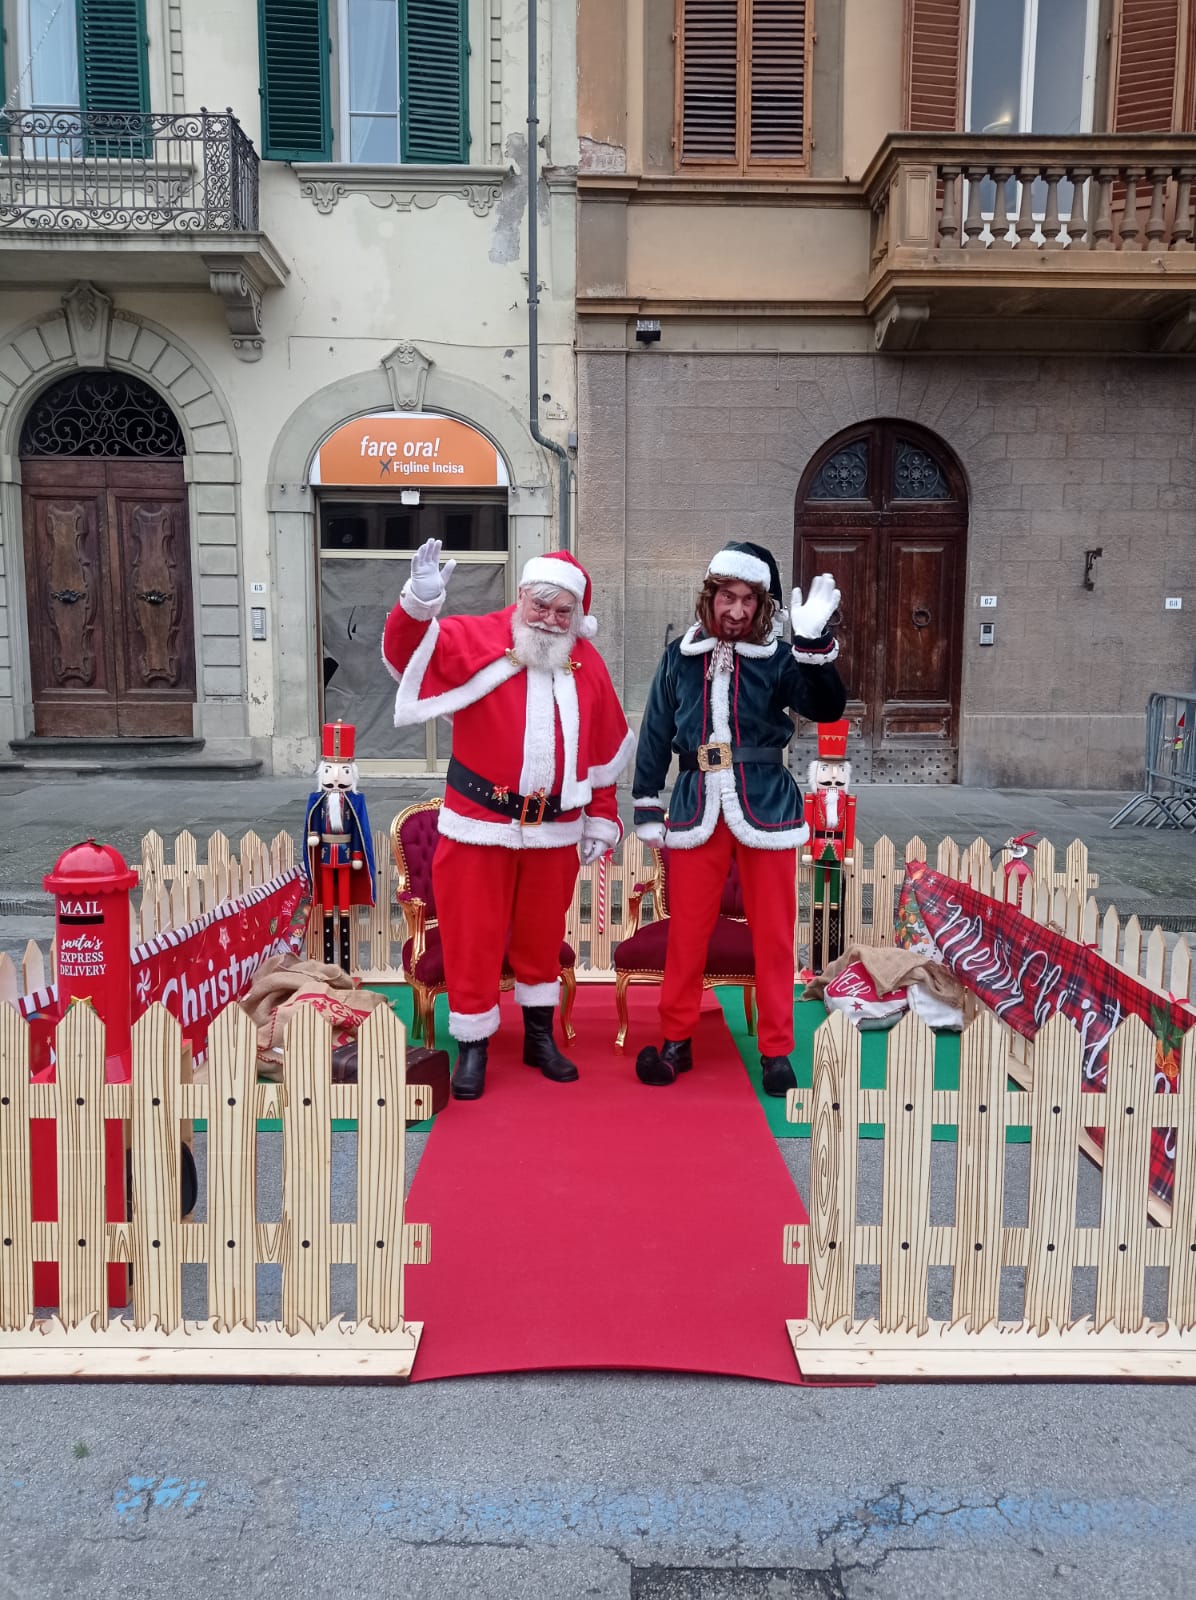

{"left": 911, "top": 606, "right": 931, "bottom": 630}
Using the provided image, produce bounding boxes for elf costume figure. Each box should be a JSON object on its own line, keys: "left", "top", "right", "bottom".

{"left": 631, "top": 541, "right": 847, "bottom": 1097}
{"left": 382, "top": 539, "right": 634, "bottom": 1101}
{"left": 303, "top": 720, "right": 377, "bottom": 973}
{"left": 804, "top": 718, "right": 855, "bottom": 972}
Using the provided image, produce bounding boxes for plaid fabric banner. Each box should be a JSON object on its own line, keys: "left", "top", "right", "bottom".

{"left": 900, "top": 860, "right": 1194, "bottom": 1209}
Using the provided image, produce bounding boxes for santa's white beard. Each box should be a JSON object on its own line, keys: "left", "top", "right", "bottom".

{"left": 511, "top": 616, "right": 578, "bottom": 672}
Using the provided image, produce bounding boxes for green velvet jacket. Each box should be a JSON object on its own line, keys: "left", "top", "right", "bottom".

{"left": 631, "top": 623, "right": 847, "bottom": 851}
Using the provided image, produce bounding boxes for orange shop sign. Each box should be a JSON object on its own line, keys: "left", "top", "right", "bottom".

{"left": 310, "top": 412, "right": 509, "bottom": 488}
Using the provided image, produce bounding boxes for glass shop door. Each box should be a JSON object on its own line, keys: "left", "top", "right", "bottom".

{"left": 316, "top": 491, "right": 510, "bottom": 773}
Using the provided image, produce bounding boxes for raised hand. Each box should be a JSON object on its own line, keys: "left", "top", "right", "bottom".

{"left": 409, "top": 537, "right": 457, "bottom": 602}
{"left": 789, "top": 573, "right": 841, "bottom": 640}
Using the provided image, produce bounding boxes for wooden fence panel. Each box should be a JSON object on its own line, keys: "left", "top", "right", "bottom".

{"left": 1122, "top": 915, "right": 1143, "bottom": 982}
{"left": 879, "top": 1012, "right": 935, "bottom": 1334}
{"left": 129, "top": 1007, "right": 184, "bottom": 1333}
{"left": 357, "top": 1005, "right": 409, "bottom": 1332}
{"left": 0, "top": 1004, "right": 32, "bottom": 1331}
{"left": 53, "top": 1005, "right": 108, "bottom": 1331}
{"left": 871, "top": 836, "right": 896, "bottom": 949}
{"left": 1095, "top": 1018, "right": 1155, "bottom": 1333}
{"left": 205, "top": 1004, "right": 258, "bottom": 1330}
{"left": 281, "top": 1005, "right": 334, "bottom": 1336}
{"left": 1033, "top": 837, "right": 1056, "bottom": 887}
{"left": 1023, "top": 1014, "right": 1084, "bottom": 1332}
{"left": 801, "top": 1011, "right": 860, "bottom": 1326}
{"left": 1172, "top": 937, "right": 1193, "bottom": 1005}
{"left": 1166, "top": 1029, "right": 1196, "bottom": 1329}
{"left": 951, "top": 1012, "right": 1008, "bottom": 1331}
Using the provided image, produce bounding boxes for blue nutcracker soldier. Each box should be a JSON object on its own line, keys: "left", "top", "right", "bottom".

{"left": 303, "top": 720, "right": 377, "bottom": 972}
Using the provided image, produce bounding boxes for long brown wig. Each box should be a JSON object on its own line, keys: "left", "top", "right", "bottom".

{"left": 695, "top": 575, "right": 777, "bottom": 645}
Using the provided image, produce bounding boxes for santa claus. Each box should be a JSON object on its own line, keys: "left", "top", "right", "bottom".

{"left": 382, "top": 539, "right": 634, "bottom": 1100}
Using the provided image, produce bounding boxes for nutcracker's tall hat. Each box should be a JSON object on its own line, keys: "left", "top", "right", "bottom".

{"left": 817, "top": 719, "right": 850, "bottom": 763}
{"left": 519, "top": 550, "right": 598, "bottom": 638}
{"left": 706, "top": 541, "right": 785, "bottom": 612}
{"left": 321, "top": 720, "right": 356, "bottom": 760}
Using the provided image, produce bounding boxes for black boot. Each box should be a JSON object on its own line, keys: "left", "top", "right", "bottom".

{"left": 339, "top": 915, "right": 352, "bottom": 973}
{"left": 761, "top": 1054, "right": 797, "bottom": 1098}
{"left": 322, "top": 913, "right": 335, "bottom": 965}
{"left": 521, "top": 1006, "right": 579, "bottom": 1083}
{"left": 451, "top": 1039, "right": 488, "bottom": 1100}
{"left": 635, "top": 1037, "right": 693, "bottom": 1087}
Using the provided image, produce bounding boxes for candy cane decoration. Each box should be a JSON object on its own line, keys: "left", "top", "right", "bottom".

{"left": 597, "top": 854, "right": 608, "bottom": 936}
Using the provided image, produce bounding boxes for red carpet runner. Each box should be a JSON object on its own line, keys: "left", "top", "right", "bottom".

{"left": 405, "top": 987, "right": 808, "bottom": 1383}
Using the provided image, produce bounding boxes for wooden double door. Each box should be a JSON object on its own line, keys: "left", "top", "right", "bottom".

{"left": 794, "top": 423, "right": 967, "bottom": 782}
{"left": 22, "top": 458, "right": 196, "bottom": 737}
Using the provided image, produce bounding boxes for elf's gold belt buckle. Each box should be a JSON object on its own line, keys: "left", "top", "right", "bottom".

{"left": 519, "top": 788, "right": 548, "bottom": 825}
{"left": 697, "top": 742, "right": 733, "bottom": 772}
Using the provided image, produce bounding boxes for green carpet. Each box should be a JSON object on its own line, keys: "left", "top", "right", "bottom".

{"left": 715, "top": 989, "right": 1030, "bottom": 1143}
{"left": 193, "top": 985, "right": 442, "bottom": 1133}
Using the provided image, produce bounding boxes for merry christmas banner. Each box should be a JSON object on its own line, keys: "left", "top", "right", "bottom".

{"left": 896, "top": 859, "right": 1194, "bottom": 1209}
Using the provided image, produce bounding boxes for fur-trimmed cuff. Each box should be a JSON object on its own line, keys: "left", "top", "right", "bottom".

{"left": 791, "top": 633, "right": 840, "bottom": 666}
{"left": 582, "top": 814, "right": 622, "bottom": 848}
{"left": 448, "top": 1004, "right": 501, "bottom": 1042}
{"left": 514, "top": 979, "right": 561, "bottom": 1007}
{"left": 399, "top": 581, "right": 447, "bottom": 621}
{"left": 632, "top": 792, "right": 666, "bottom": 811}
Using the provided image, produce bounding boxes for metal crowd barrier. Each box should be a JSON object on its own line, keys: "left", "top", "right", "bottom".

{"left": 1110, "top": 691, "right": 1196, "bottom": 829}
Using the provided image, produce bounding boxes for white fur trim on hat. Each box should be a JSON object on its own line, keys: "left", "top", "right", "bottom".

{"left": 578, "top": 615, "right": 598, "bottom": 638}
{"left": 706, "top": 548, "right": 770, "bottom": 589}
{"left": 520, "top": 555, "right": 587, "bottom": 602}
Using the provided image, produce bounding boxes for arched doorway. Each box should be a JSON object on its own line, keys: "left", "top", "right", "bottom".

{"left": 20, "top": 371, "right": 195, "bottom": 737}
{"left": 794, "top": 421, "right": 968, "bottom": 782}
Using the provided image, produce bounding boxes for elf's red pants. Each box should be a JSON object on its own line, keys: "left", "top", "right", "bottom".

{"left": 432, "top": 837, "right": 579, "bottom": 1040}
{"left": 659, "top": 818, "right": 797, "bottom": 1057}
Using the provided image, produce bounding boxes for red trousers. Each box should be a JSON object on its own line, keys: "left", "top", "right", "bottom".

{"left": 659, "top": 818, "right": 797, "bottom": 1057}
{"left": 432, "top": 837, "right": 579, "bottom": 1040}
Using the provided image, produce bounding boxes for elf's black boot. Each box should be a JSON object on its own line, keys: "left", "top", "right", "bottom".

{"left": 451, "top": 1039, "right": 488, "bottom": 1100}
{"left": 521, "top": 1006, "right": 579, "bottom": 1083}
{"left": 761, "top": 1054, "right": 797, "bottom": 1098}
{"left": 635, "top": 1037, "right": 693, "bottom": 1087}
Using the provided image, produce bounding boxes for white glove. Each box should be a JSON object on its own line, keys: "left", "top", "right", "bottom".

{"left": 579, "top": 837, "right": 610, "bottom": 867}
{"left": 789, "top": 574, "right": 841, "bottom": 640}
{"left": 409, "top": 537, "right": 457, "bottom": 603}
{"left": 635, "top": 820, "right": 666, "bottom": 848}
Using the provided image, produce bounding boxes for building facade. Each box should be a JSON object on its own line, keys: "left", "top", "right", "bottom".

{"left": 0, "top": 0, "right": 576, "bottom": 774}
{"left": 577, "top": 0, "right": 1196, "bottom": 786}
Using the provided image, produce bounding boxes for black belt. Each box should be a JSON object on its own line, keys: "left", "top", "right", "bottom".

{"left": 447, "top": 757, "right": 565, "bottom": 825}
{"left": 678, "top": 743, "right": 785, "bottom": 773}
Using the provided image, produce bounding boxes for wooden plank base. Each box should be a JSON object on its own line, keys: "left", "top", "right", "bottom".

{"left": 788, "top": 1318, "right": 1196, "bottom": 1380}
{"left": 0, "top": 1317, "right": 423, "bottom": 1381}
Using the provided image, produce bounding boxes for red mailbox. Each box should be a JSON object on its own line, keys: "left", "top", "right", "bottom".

{"left": 32, "top": 840, "right": 138, "bottom": 1308}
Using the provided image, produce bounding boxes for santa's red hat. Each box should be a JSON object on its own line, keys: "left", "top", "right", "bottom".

{"left": 519, "top": 551, "right": 598, "bottom": 639}
{"left": 321, "top": 720, "right": 356, "bottom": 760}
{"left": 817, "top": 719, "right": 850, "bottom": 762}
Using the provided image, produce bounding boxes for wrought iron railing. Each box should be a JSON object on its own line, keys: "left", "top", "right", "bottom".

{"left": 0, "top": 107, "right": 259, "bottom": 232}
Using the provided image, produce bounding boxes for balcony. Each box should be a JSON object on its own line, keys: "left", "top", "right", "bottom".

{"left": 0, "top": 108, "right": 287, "bottom": 361}
{"left": 863, "top": 134, "right": 1196, "bottom": 353}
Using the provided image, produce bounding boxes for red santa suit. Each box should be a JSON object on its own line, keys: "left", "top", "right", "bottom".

{"left": 382, "top": 553, "right": 634, "bottom": 1042}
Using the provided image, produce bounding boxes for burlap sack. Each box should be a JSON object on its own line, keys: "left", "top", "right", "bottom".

{"left": 238, "top": 952, "right": 388, "bottom": 1080}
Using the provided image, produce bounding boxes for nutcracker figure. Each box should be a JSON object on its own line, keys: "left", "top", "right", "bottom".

{"left": 804, "top": 718, "right": 855, "bottom": 972}
{"left": 303, "top": 720, "right": 377, "bottom": 972}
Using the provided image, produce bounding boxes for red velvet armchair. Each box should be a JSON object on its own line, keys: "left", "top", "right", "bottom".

{"left": 611, "top": 843, "right": 756, "bottom": 1049}
{"left": 390, "top": 798, "right": 578, "bottom": 1048}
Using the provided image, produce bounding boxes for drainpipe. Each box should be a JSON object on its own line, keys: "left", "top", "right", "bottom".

{"left": 527, "top": 0, "right": 572, "bottom": 551}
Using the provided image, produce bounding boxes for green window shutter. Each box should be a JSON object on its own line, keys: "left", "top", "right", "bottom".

{"left": 258, "top": 0, "right": 331, "bottom": 161}
{"left": 76, "top": 0, "right": 149, "bottom": 113}
{"left": 401, "top": 0, "right": 468, "bottom": 164}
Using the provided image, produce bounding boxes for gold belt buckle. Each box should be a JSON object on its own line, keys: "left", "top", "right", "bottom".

{"left": 697, "top": 742, "right": 733, "bottom": 772}
{"left": 519, "top": 788, "right": 548, "bottom": 825}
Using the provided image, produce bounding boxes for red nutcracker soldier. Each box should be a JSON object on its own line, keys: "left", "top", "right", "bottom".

{"left": 804, "top": 718, "right": 856, "bottom": 972}
{"left": 303, "top": 720, "right": 377, "bottom": 972}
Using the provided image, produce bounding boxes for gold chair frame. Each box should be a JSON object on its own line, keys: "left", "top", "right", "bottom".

{"left": 613, "top": 843, "right": 756, "bottom": 1050}
{"left": 390, "top": 800, "right": 577, "bottom": 1049}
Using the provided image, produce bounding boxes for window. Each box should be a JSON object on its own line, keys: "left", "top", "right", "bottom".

{"left": 258, "top": 0, "right": 468, "bottom": 164}
{"left": 966, "top": 0, "right": 1097, "bottom": 139}
{"left": 675, "top": 0, "right": 810, "bottom": 173}
{"left": 16, "top": 0, "right": 149, "bottom": 113}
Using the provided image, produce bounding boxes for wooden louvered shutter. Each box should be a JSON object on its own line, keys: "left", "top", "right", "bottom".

{"left": 903, "top": 0, "right": 965, "bottom": 131}
{"left": 258, "top": 0, "right": 331, "bottom": 161}
{"left": 749, "top": 0, "right": 808, "bottom": 163}
{"left": 1112, "top": 0, "right": 1181, "bottom": 132}
{"left": 401, "top": 0, "right": 469, "bottom": 164}
{"left": 77, "top": 0, "right": 148, "bottom": 114}
{"left": 679, "top": 0, "right": 741, "bottom": 164}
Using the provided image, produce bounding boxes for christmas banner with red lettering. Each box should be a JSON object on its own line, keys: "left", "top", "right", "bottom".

{"left": 896, "top": 859, "right": 1194, "bottom": 1208}
{"left": 22, "top": 869, "right": 309, "bottom": 1060}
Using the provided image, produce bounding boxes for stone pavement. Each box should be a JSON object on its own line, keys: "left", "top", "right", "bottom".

{"left": 0, "top": 774, "right": 1193, "bottom": 960}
